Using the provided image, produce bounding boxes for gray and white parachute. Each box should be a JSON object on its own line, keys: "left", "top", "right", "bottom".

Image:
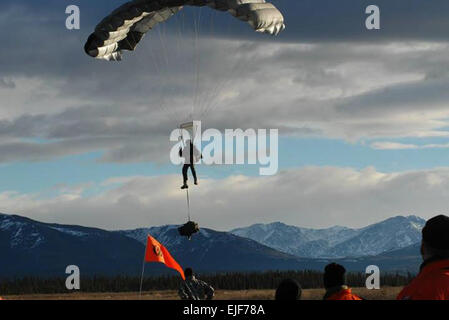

{"left": 84, "top": 0, "right": 285, "bottom": 61}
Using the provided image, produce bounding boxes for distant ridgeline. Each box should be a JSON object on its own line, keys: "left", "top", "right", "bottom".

{"left": 0, "top": 271, "right": 415, "bottom": 295}
{"left": 0, "top": 214, "right": 424, "bottom": 279}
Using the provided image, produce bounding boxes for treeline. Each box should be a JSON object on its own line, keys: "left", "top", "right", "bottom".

{"left": 0, "top": 270, "right": 415, "bottom": 295}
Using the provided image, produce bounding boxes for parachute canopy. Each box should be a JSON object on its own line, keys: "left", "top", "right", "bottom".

{"left": 84, "top": 0, "right": 285, "bottom": 61}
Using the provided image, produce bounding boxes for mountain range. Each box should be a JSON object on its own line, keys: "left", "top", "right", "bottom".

{"left": 0, "top": 213, "right": 144, "bottom": 278}
{"left": 231, "top": 216, "right": 425, "bottom": 258}
{"left": 0, "top": 213, "right": 425, "bottom": 278}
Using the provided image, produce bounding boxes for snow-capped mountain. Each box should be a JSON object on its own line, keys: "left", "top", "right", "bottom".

{"left": 0, "top": 213, "right": 323, "bottom": 278}
{"left": 0, "top": 213, "right": 426, "bottom": 278}
{"left": 0, "top": 213, "right": 145, "bottom": 277}
{"left": 231, "top": 216, "right": 426, "bottom": 258}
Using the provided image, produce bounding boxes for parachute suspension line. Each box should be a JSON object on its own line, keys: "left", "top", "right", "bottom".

{"left": 180, "top": 9, "right": 189, "bottom": 123}
{"left": 199, "top": 49, "right": 248, "bottom": 119}
{"left": 186, "top": 188, "right": 191, "bottom": 222}
{"left": 152, "top": 24, "right": 171, "bottom": 122}
{"left": 158, "top": 19, "right": 170, "bottom": 68}
{"left": 189, "top": 13, "right": 197, "bottom": 122}
{"left": 136, "top": 31, "right": 178, "bottom": 126}
{"left": 196, "top": 9, "right": 218, "bottom": 118}
{"left": 149, "top": 61, "right": 177, "bottom": 123}
{"left": 175, "top": 11, "right": 186, "bottom": 71}
{"left": 145, "top": 21, "right": 182, "bottom": 125}
{"left": 156, "top": 25, "right": 175, "bottom": 118}
{"left": 192, "top": 8, "right": 201, "bottom": 122}
{"left": 191, "top": 6, "right": 206, "bottom": 123}
{"left": 198, "top": 15, "right": 248, "bottom": 119}
{"left": 146, "top": 47, "right": 175, "bottom": 123}
{"left": 167, "top": 10, "right": 189, "bottom": 126}
{"left": 196, "top": 11, "right": 238, "bottom": 120}
{"left": 168, "top": 11, "right": 188, "bottom": 126}
{"left": 142, "top": 26, "right": 173, "bottom": 123}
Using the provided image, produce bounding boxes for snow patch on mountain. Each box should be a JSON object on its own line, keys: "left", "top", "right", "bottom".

{"left": 0, "top": 214, "right": 46, "bottom": 249}
{"left": 49, "top": 226, "right": 88, "bottom": 237}
{"left": 119, "top": 225, "right": 184, "bottom": 247}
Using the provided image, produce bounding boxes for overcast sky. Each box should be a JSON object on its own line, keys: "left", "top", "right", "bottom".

{"left": 1, "top": 0, "right": 449, "bottom": 230}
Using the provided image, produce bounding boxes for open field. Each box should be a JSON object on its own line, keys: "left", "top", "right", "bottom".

{"left": 3, "top": 287, "right": 403, "bottom": 300}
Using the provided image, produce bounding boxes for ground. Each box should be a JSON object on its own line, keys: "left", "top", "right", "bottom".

{"left": 3, "top": 287, "right": 402, "bottom": 300}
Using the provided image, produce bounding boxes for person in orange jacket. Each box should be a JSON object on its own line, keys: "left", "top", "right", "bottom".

{"left": 323, "top": 263, "right": 363, "bottom": 300}
{"left": 397, "top": 215, "right": 449, "bottom": 300}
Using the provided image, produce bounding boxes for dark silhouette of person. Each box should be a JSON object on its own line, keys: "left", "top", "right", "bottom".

{"left": 179, "top": 139, "right": 201, "bottom": 189}
{"left": 275, "top": 278, "right": 302, "bottom": 300}
{"left": 178, "top": 267, "right": 214, "bottom": 300}
{"left": 323, "top": 263, "right": 362, "bottom": 300}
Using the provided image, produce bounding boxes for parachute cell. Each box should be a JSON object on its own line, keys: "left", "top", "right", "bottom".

{"left": 84, "top": 0, "right": 285, "bottom": 61}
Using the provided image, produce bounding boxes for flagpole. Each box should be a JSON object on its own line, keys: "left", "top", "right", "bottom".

{"left": 139, "top": 249, "right": 146, "bottom": 299}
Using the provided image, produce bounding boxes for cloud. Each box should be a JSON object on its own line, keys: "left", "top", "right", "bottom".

{"left": 0, "top": 166, "right": 447, "bottom": 230}
{"left": 0, "top": 39, "right": 449, "bottom": 164}
{"left": 0, "top": 78, "right": 15, "bottom": 89}
{"left": 371, "top": 141, "right": 449, "bottom": 150}
{"left": 1, "top": 1, "right": 449, "bottom": 232}
{"left": 1, "top": 1, "right": 449, "bottom": 165}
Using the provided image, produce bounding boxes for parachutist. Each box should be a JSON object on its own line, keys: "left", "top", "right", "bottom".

{"left": 180, "top": 139, "right": 201, "bottom": 189}
{"left": 83, "top": 1, "right": 285, "bottom": 243}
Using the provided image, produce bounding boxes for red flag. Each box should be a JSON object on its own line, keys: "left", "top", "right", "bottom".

{"left": 145, "top": 235, "right": 185, "bottom": 280}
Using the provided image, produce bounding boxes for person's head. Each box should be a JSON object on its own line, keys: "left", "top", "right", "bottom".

{"left": 421, "top": 215, "right": 449, "bottom": 260}
{"left": 184, "top": 267, "right": 193, "bottom": 279}
{"left": 323, "top": 263, "right": 346, "bottom": 289}
{"left": 275, "top": 279, "right": 302, "bottom": 300}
